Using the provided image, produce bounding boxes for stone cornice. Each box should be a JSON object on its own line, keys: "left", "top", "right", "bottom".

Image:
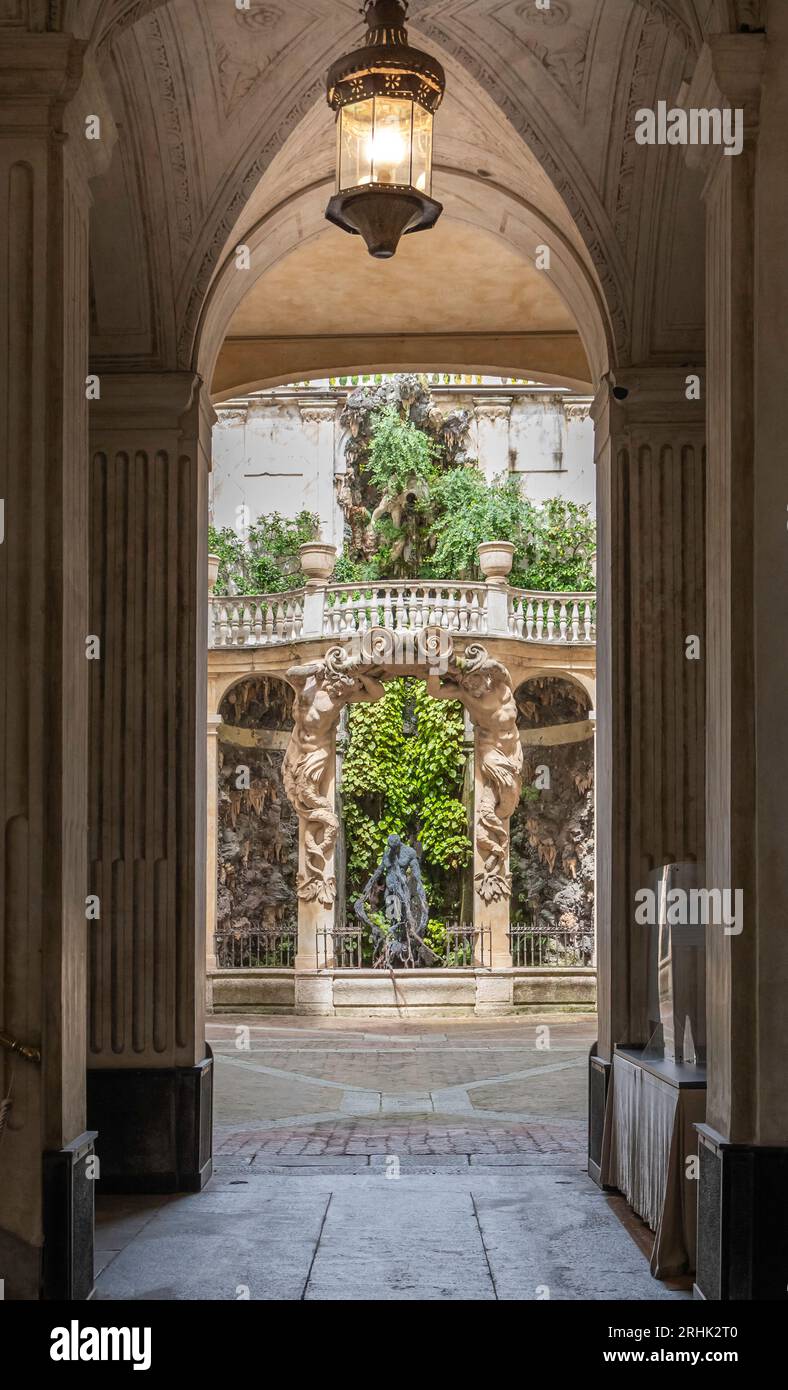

{"left": 0, "top": 31, "right": 83, "bottom": 118}
{"left": 88, "top": 371, "right": 216, "bottom": 437}
{"left": 592, "top": 367, "right": 706, "bottom": 443}
{"left": 682, "top": 35, "right": 766, "bottom": 175}
{"left": 297, "top": 403, "right": 337, "bottom": 424}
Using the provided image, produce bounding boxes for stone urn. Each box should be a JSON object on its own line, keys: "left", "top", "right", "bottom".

{"left": 208, "top": 553, "right": 221, "bottom": 593}
{"left": 299, "top": 541, "right": 337, "bottom": 586}
{"left": 477, "top": 540, "right": 515, "bottom": 585}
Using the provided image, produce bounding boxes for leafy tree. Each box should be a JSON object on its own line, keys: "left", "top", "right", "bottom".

{"left": 363, "top": 404, "right": 441, "bottom": 496}
{"left": 426, "top": 468, "right": 538, "bottom": 581}
{"left": 208, "top": 510, "right": 319, "bottom": 596}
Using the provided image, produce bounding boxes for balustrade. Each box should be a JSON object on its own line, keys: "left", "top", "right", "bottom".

{"left": 208, "top": 583, "right": 596, "bottom": 649}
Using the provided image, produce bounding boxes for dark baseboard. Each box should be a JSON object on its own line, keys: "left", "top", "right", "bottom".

{"left": 43, "top": 1131, "right": 98, "bottom": 1300}
{"left": 588, "top": 1047, "right": 611, "bottom": 1187}
{"left": 87, "top": 1051, "right": 213, "bottom": 1195}
{"left": 696, "top": 1123, "right": 788, "bottom": 1300}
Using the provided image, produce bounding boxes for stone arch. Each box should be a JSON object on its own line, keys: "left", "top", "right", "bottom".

{"left": 207, "top": 673, "right": 298, "bottom": 976}
{"left": 194, "top": 143, "right": 613, "bottom": 399}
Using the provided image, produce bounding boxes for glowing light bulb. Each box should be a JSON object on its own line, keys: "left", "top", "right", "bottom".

{"left": 367, "top": 126, "right": 406, "bottom": 179}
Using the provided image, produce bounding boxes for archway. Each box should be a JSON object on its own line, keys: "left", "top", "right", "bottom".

{"left": 10, "top": 0, "right": 766, "bottom": 1306}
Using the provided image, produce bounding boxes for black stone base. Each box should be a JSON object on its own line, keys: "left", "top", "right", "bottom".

{"left": 588, "top": 1046, "right": 611, "bottom": 1186}
{"left": 43, "top": 1131, "right": 98, "bottom": 1300}
{"left": 696, "top": 1124, "right": 788, "bottom": 1300}
{"left": 0, "top": 1132, "right": 97, "bottom": 1300}
{"left": 87, "top": 1052, "right": 213, "bottom": 1194}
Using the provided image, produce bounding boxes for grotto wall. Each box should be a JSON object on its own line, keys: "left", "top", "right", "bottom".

{"left": 216, "top": 677, "right": 298, "bottom": 963}
{"left": 511, "top": 678, "right": 594, "bottom": 959}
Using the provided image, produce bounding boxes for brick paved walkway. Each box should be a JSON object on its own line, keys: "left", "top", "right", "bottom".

{"left": 210, "top": 1014, "right": 591, "bottom": 1163}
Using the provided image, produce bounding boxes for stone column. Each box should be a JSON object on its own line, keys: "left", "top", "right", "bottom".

{"left": 0, "top": 35, "right": 114, "bottom": 1300}
{"left": 687, "top": 32, "right": 788, "bottom": 1300}
{"left": 87, "top": 373, "right": 216, "bottom": 1192}
{"left": 474, "top": 398, "right": 512, "bottom": 484}
{"left": 589, "top": 370, "right": 705, "bottom": 1171}
{"left": 298, "top": 402, "right": 339, "bottom": 545}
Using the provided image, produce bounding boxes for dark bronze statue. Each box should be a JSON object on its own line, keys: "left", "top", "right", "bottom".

{"left": 354, "top": 834, "right": 438, "bottom": 969}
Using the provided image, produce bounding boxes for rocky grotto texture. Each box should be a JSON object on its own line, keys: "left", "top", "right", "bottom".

{"left": 511, "top": 678, "right": 594, "bottom": 953}
{"left": 217, "top": 678, "right": 297, "bottom": 958}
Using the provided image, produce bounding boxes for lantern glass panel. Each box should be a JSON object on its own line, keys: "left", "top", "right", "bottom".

{"left": 369, "top": 96, "right": 413, "bottom": 187}
{"left": 339, "top": 98, "right": 374, "bottom": 190}
{"left": 411, "top": 102, "right": 433, "bottom": 195}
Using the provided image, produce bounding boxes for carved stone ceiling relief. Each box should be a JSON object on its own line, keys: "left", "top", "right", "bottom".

{"left": 205, "top": 0, "right": 330, "bottom": 122}
{"left": 630, "top": 0, "right": 701, "bottom": 49}
{"left": 505, "top": 0, "right": 601, "bottom": 113}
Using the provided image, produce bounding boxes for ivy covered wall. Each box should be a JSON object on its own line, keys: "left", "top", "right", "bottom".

{"left": 339, "top": 678, "right": 472, "bottom": 934}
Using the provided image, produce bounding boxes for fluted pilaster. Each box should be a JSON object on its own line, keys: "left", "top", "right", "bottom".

{"left": 592, "top": 369, "right": 706, "bottom": 1059}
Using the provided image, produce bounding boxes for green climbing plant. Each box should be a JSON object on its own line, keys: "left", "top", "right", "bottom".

{"left": 340, "top": 679, "right": 471, "bottom": 922}
{"left": 363, "top": 405, "right": 442, "bottom": 496}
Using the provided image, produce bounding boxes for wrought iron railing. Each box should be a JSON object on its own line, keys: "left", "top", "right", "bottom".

{"left": 317, "top": 926, "right": 364, "bottom": 970}
{"left": 315, "top": 922, "right": 490, "bottom": 969}
{"left": 508, "top": 920, "right": 595, "bottom": 968}
{"left": 214, "top": 927, "right": 296, "bottom": 969}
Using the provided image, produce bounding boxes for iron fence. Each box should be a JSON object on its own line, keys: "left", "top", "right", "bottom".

{"left": 316, "top": 922, "right": 491, "bottom": 969}
{"left": 317, "top": 926, "right": 364, "bottom": 970}
{"left": 214, "top": 926, "right": 296, "bottom": 969}
{"left": 439, "top": 923, "right": 491, "bottom": 968}
{"left": 508, "top": 919, "right": 594, "bottom": 968}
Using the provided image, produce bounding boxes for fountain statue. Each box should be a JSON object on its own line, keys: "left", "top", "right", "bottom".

{"left": 354, "top": 834, "right": 439, "bottom": 969}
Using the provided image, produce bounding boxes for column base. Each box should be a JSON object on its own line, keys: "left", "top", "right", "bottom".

{"left": 294, "top": 972, "right": 335, "bottom": 1016}
{"left": 474, "top": 971, "right": 514, "bottom": 1015}
{"left": 0, "top": 1131, "right": 98, "bottom": 1300}
{"left": 696, "top": 1124, "right": 788, "bottom": 1300}
{"left": 87, "top": 1055, "right": 213, "bottom": 1194}
{"left": 42, "top": 1132, "right": 98, "bottom": 1300}
{"left": 588, "top": 1048, "right": 612, "bottom": 1187}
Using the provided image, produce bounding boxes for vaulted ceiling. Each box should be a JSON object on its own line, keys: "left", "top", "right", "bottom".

{"left": 18, "top": 0, "right": 762, "bottom": 386}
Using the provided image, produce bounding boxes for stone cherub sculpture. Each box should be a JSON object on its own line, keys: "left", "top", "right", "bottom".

{"left": 283, "top": 648, "right": 385, "bottom": 906}
{"left": 354, "top": 833, "right": 439, "bottom": 969}
{"left": 427, "top": 644, "right": 523, "bottom": 902}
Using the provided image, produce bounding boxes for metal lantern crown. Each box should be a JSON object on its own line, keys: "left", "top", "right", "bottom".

{"left": 325, "top": 0, "right": 446, "bottom": 259}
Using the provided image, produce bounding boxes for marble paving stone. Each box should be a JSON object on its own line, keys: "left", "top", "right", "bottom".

{"left": 472, "top": 1182, "right": 690, "bottom": 1301}
{"left": 302, "top": 1183, "right": 496, "bottom": 1301}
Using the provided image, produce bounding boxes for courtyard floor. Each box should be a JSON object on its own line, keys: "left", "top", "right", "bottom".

{"left": 92, "top": 1014, "right": 690, "bottom": 1301}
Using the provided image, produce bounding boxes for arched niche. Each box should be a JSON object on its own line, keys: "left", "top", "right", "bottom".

{"left": 510, "top": 675, "right": 595, "bottom": 956}
{"left": 211, "top": 675, "right": 298, "bottom": 968}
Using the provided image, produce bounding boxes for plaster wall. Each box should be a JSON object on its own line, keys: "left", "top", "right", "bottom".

{"left": 210, "top": 382, "right": 595, "bottom": 544}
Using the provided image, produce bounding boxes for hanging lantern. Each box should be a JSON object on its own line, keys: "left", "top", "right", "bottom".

{"left": 325, "top": 0, "right": 446, "bottom": 259}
